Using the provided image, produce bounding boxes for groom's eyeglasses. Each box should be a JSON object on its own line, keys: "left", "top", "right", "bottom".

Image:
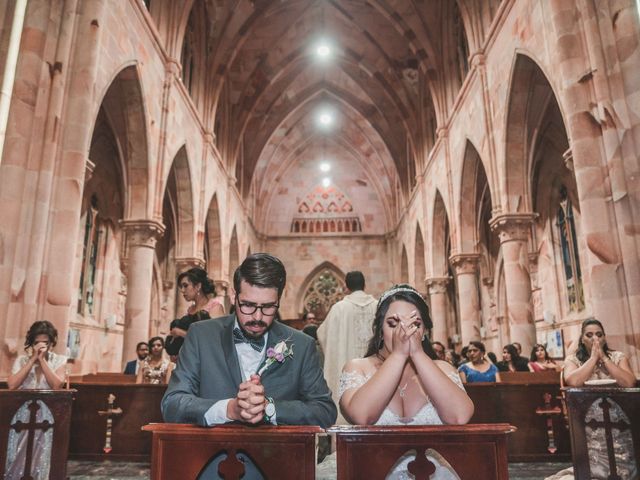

{"left": 236, "top": 299, "right": 279, "bottom": 316}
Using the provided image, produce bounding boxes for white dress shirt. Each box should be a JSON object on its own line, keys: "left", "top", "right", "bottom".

{"left": 204, "top": 320, "right": 277, "bottom": 425}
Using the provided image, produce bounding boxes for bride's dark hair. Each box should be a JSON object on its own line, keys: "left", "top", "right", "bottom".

{"left": 364, "top": 284, "right": 437, "bottom": 360}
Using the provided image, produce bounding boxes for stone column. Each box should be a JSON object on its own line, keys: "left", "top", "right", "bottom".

{"left": 214, "top": 280, "right": 230, "bottom": 314}
{"left": 426, "top": 277, "right": 451, "bottom": 346}
{"left": 121, "top": 220, "right": 165, "bottom": 363}
{"left": 174, "top": 257, "right": 205, "bottom": 317}
{"left": 490, "top": 213, "right": 537, "bottom": 355}
{"left": 449, "top": 254, "right": 481, "bottom": 346}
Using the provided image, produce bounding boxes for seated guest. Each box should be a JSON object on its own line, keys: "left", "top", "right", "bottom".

{"left": 431, "top": 340, "right": 446, "bottom": 361}
{"left": 124, "top": 341, "right": 149, "bottom": 375}
{"left": 321, "top": 284, "right": 472, "bottom": 478}
{"left": 6, "top": 320, "right": 67, "bottom": 479}
{"left": 460, "top": 345, "right": 470, "bottom": 364}
{"left": 137, "top": 337, "right": 174, "bottom": 385}
{"left": 487, "top": 351, "right": 498, "bottom": 365}
{"left": 528, "top": 344, "right": 558, "bottom": 372}
{"left": 458, "top": 341, "right": 500, "bottom": 383}
{"left": 512, "top": 341, "right": 530, "bottom": 366}
{"left": 161, "top": 253, "right": 336, "bottom": 428}
{"left": 563, "top": 318, "right": 635, "bottom": 387}
{"left": 444, "top": 349, "right": 461, "bottom": 368}
{"left": 496, "top": 344, "right": 530, "bottom": 372}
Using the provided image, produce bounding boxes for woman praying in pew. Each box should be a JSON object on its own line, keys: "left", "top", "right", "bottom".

{"left": 546, "top": 322, "right": 637, "bottom": 479}
{"left": 334, "top": 284, "right": 473, "bottom": 479}
{"left": 137, "top": 337, "right": 174, "bottom": 385}
{"left": 6, "top": 320, "right": 67, "bottom": 479}
{"left": 457, "top": 341, "right": 500, "bottom": 383}
{"left": 528, "top": 343, "right": 558, "bottom": 372}
{"left": 563, "top": 318, "right": 635, "bottom": 388}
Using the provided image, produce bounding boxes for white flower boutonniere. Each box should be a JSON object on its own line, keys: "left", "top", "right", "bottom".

{"left": 257, "top": 340, "right": 294, "bottom": 376}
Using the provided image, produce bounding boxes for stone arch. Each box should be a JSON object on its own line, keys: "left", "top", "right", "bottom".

{"left": 204, "top": 193, "right": 222, "bottom": 280}
{"left": 400, "top": 245, "right": 409, "bottom": 284}
{"left": 459, "top": 140, "right": 494, "bottom": 253}
{"left": 96, "top": 64, "right": 150, "bottom": 219}
{"left": 228, "top": 225, "right": 239, "bottom": 281}
{"left": 298, "top": 262, "right": 346, "bottom": 320}
{"left": 431, "top": 190, "right": 452, "bottom": 276}
{"left": 162, "top": 146, "right": 195, "bottom": 259}
{"left": 503, "top": 53, "right": 568, "bottom": 214}
{"left": 414, "top": 223, "right": 427, "bottom": 293}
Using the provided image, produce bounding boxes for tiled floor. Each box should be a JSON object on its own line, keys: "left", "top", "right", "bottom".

{"left": 67, "top": 460, "right": 571, "bottom": 479}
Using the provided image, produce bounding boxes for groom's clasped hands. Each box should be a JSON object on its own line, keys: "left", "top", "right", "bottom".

{"left": 227, "top": 373, "right": 267, "bottom": 424}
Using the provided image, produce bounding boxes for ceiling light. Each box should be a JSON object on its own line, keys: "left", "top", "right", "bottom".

{"left": 319, "top": 113, "right": 333, "bottom": 126}
{"left": 320, "top": 162, "right": 330, "bottom": 172}
{"left": 316, "top": 44, "right": 331, "bottom": 58}
{"left": 322, "top": 178, "right": 331, "bottom": 188}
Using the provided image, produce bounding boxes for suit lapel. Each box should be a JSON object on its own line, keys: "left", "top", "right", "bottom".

{"left": 221, "top": 316, "right": 243, "bottom": 386}
{"left": 258, "top": 321, "right": 287, "bottom": 379}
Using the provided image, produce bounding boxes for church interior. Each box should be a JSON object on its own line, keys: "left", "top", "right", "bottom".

{"left": 0, "top": 0, "right": 639, "bottom": 478}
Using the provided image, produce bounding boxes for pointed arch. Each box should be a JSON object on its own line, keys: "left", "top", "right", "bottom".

{"left": 400, "top": 245, "right": 409, "bottom": 284}
{"left": 431, "top": 190, "right": 452, "bottom": 276}
{"left": 414, "top": 223, "right": 427, "bottom": 292}
{"left": 162, "top": 146, "right": 195, "bottom": 259}
{"left": 297, "top": 261, "right": 346, "bottom": 319}
{"left": 97, "top": 65, "right": 150, "bottom": 219}
{"left": 204, "top": 193, "right": 222, "bottom": 280}
{"left": 228, "top": 225, "right": 239, "bottom": 281}
{"left": 504, "top": 53, "right": 567, "bottom": 214}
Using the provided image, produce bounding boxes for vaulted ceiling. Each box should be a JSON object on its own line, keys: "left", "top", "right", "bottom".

{"left": 151, "top": 0, "right": 502, "bottom": 235}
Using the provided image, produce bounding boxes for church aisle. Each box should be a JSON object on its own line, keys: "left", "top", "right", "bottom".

{"left": 67, "top": 460, "right": 570, "bottom": 479}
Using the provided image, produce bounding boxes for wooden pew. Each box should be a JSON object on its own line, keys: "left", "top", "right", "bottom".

{"left": 72, "top": 373, "right": 137, "bottom": 384}
{"left": 69, "top": 382, "right": 165, "bottom": 460}
{"left": 466, "top": 380, "right": 571, "bottom": 461}
{"left": 564, "top": 387, "right": 640, "bottom": 479}
{"left": 0, "top": 389, "right": 74, "bottom": 479}
{"left": 499, "top": 370, "right": 560, "bottom": 384}
{"left": 329, "top": 424, "right": 514, "bottom": 480}
{"left": 143, "top": 423, "right": 322, "bottom": 480}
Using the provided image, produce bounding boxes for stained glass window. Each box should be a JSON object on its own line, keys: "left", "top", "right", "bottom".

{"left": 302, "top": 269, "right": 346, "bottom": 319}
{"left": 556, "top": 186, "right": 584, "bottom": 311}
{"left": 78, "top": 195, "right": 101, "bottom": 315}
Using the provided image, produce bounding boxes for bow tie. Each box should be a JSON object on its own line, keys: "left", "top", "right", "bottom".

{"left": 233, "top": 327, "right": 266, "bottom": 352}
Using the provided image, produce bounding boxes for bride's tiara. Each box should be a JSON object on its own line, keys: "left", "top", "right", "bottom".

{"left": 377, "top": 284, "right": 425, "bottom": 310}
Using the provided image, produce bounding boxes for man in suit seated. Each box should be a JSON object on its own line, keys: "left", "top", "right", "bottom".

{"left": 123, "top": 341, "right": 149, "bottom": 375}
{"left": 162, "top": 253, "right": 337, "bottom": 429}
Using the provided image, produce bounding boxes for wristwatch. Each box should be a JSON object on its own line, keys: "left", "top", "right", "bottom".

{"left": 264, "top": 397, "right": 276, "bottom": 423}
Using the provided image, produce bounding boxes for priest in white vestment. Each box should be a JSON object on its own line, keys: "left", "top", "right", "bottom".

{"left": 317, "top": 271, "right": 377, "bottom": 424}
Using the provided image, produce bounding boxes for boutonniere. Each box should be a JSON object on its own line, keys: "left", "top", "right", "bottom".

{"left": 257, "top": 339, "right": 294, "bottom": 375}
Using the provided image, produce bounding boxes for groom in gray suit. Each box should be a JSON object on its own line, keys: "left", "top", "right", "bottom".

{"left": 162, "top": 253, "right": 336, "bottom": 428}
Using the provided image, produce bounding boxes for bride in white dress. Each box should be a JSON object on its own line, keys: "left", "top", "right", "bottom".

{"left": 318, "top": 284, "right": 474, "bottom": 480}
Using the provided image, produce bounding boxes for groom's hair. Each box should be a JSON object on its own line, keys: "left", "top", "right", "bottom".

{"left": 233, "top": 253, "right": 287, "bottom": 298}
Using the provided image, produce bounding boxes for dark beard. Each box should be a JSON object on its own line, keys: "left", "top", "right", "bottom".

{"left": 240, "top": 320, "right": 269, "bottom": 338}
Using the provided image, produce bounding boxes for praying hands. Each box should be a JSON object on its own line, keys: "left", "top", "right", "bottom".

{"left": 227, "top": 374, "right": 267, "bottom": 423}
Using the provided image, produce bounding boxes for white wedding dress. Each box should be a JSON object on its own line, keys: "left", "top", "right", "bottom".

{"left": 317, "top": 370, "right": 464, "bottom": 480}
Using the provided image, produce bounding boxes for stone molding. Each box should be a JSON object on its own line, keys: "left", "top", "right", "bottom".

{"left": 449, "top": 253, "right": 480, "bottom": 275}
{"left": 214, "top": 280, "right": 230, "bottom": 296}
{"left": 489, "top": 213, "right": 538, "bottom": 243}
{"left": 426, "top": 276, "right": 451, "bottom": 295}
{"left": 175, "top": 257, "right": 206, "bottom": 273}
{"left": 470, "top": 51, "right": 485, "bottom": 68}
{"left": 120, "top": 219, "right": 165, "bottom": 249}
{"left": 563, "top": 148, "right": 573, "bottom": 172}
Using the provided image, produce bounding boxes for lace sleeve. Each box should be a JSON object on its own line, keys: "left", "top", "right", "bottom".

{"left": 11, "top": 355, "right": 29, "bottom": 374}
{"left": 447, "top": 370, "right": 466, "bottom": 390}
{"left": 338, "top": 370, "right": 370, "bottom": 399}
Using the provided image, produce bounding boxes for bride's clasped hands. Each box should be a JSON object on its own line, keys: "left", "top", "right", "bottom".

{"left": 339, "top": 286, "right": 474, "bottom": 426}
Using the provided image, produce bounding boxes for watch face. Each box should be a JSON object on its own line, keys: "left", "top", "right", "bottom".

{"left": 265, "top": 402, "right": 276, "bottom": 417}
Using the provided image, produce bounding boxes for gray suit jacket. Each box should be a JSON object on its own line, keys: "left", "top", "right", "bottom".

{"left": 161, "top": 315, "right": 337, "bottom": 428}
